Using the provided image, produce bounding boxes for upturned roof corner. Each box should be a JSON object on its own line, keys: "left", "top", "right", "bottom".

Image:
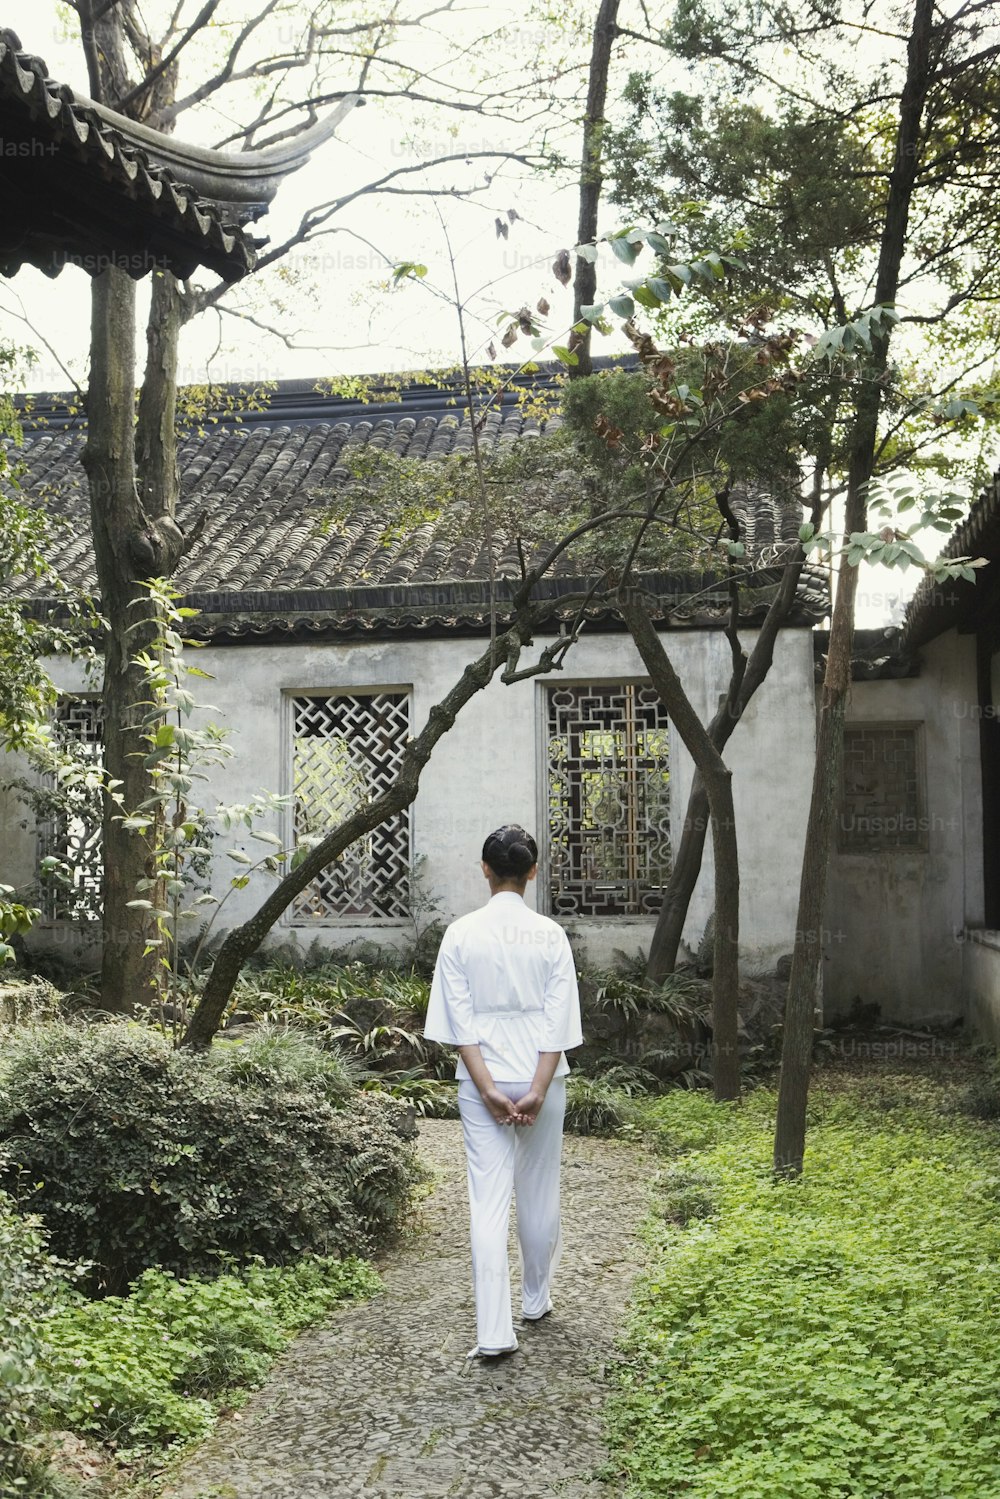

{"left": 0, "top": 28, "right": 358, "bottom": 283}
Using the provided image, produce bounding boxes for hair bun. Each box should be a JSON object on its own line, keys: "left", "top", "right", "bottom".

{"left": 482, "top": 824, "right": 537, "bottom": 879}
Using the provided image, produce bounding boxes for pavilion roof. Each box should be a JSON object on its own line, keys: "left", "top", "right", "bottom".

{"left": 0, "top": 28, "right": 256, "bottom": 281}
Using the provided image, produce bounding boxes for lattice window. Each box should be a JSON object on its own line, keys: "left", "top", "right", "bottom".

{"left": 290, "top": 693, "right": 411, "bottom": 921}
{"left": 546, "top": 683, "right": 671, "bottom": 917}
{"left": 840, "top": 725, "right": 925, "bottom": 851}
{"left": 38, "top": 697, "right": 104, "bottom": 921}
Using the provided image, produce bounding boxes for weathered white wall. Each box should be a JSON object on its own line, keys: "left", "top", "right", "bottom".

{"left": 3, "top": 626, "right": 817, "bottom": 974}
{"left": 825, "top": 629, "right": 983, "bottom": 1024}
{"left": 965, "top": 932, "right": 1000, "bottom": 1043}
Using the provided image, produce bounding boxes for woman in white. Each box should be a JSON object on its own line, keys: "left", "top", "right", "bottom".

{"left": 424, "top": 824, "right": 583, "bottom": 1360}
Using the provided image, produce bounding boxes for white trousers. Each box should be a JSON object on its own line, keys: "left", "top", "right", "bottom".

{"left": 457, "top": 1076, "right": 566, "bottom": 1352}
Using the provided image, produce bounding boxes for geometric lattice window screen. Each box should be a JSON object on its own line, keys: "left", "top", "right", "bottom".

{"left": 839, "top": 725, "right": 924, "bottom": 851}
{"left": 546, "top": 683, "right": 671, "bottom": 917}
{"left": 38, "top": 696, "right": 104, "bottom": 921}
{"left": 290, "top": 693, "right": 411, "bottom": 920}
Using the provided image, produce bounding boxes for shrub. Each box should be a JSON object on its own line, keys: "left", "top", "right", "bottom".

{"left": 564, "top": 1076, "right": 638, "bottom": 1135}
{"left": 0, "top": 1022, "right": 420, "bottom": 1293}
{"left": 209, "top": 1021, "right": 357, "bottom": 1102}
{"left": 42, "top": 1256, "right": 379, "bottom": 1456}
{"left": 0, "top": 1196, "right": 64, "bottom": 1497}
{"left": 368, "top": 1073, "right": 459, "bottom": 1118}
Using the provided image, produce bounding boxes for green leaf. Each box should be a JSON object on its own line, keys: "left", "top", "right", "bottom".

{"left": 608, "top": 294, "right": 635, "bottom": 319}
{"left": 391, "top": 261, "right": 427, "bottom": 283}
{"left": 609, "top": 235, "right": 639, "bottom": 265}
{"left": 552, "top": 345, "right": 579, "bottom": 366}
{"left": 580, "top": 303, "right": 605, "bottom": 322}
{"left": 632, "top": 284, "right": 662, "bottom": 310}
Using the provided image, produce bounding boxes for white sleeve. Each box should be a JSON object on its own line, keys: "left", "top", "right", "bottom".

{"left": 423, "top": 927, "right": 479, "bottom": 1046}
{"left": 541, "top": 930, "right": 583, "bottom": 1053}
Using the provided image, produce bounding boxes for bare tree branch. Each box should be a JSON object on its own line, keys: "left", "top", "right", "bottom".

{"left": 116, "top": 0, "right": 222, "bottom": 115}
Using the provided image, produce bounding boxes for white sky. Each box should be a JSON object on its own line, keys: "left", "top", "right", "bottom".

{"left": 0, "top": 0, "right": 617, "bottom": 392}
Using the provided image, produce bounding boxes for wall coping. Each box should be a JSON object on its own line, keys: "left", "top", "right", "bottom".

{"left": 964, "top": 928, "right": 1000, "bottom": 953}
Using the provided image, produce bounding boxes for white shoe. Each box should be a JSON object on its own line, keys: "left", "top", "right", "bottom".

{"left": 521, "top": 1299, "right": 554, "bottom": 1322}
{"left": 466, "top": 1340, "right": 519, "bottom": 1359}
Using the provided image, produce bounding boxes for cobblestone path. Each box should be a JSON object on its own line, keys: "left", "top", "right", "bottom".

{"left": 163, "top": 1118, "right": 654, "bottom": 1499}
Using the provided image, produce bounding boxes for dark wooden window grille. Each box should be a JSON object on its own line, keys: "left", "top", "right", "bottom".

{"left": 546, "top": 683, "right": 671, "bottom": 917}
{"left": 38, "top": 697, "right": 104, "bottom": 921}
{"left": 291, "top": 692, "right": 411, "bottom": 921}
{"left": 839, "top": 726, "right": 925, "bottom": 851}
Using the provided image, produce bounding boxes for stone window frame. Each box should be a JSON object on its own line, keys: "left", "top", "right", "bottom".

{"left": 838, "top": 720, "right": 928, "bottom": 855}
{"left": 537, "top": 677, "right": 673, "bottom": 919}
{"left": 281, "top": 685, "right": 414, "bottom": 925}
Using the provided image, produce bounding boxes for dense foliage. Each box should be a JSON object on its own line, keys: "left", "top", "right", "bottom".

{"left": 216, "top": 950, "right": 717, "bottom": 1122}
{"left": 0, "top": 1208, "right": 377, "bottom": 1492}
{"left": 0, "top": 1023, "right": 420, "bottom": 1292}
{"left": 603, "top": 1, "right": 1000, "bottom": 493}
{"left": 43, "top": 1255, "right": 379, "bottom": 1457}
{"left": 610, "top": 1074, "right": 1000, "bottom": 1498}
{"left": 0, "top": 1197, "right": 66, "bottom": 1497}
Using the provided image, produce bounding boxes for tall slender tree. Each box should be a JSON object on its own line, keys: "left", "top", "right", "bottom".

{"left": 602, "top": 0, "right": 1000, "bottom": 1167}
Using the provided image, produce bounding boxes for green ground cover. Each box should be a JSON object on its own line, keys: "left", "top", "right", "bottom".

{"left": 0, "top": 1018, "right": 409, "bottom": 1496}
{"left": 610, "top": 1071, "right": 1000, "bottom": 1499}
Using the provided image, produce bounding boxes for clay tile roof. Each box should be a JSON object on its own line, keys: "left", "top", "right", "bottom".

{"left": 903, "top": 470, "right": 1000, "bottom": 648}
{"left": 0, "top": 29, "right": 254, "bottom": 281}
{"left": 12, "top": 377, "right": 829, "bottom": 639}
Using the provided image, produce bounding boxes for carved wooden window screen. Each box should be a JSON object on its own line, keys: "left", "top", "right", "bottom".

{"left": 839, "top": 725, "right": 925, "bottom": 851}
{"left": 39, "top": 697, "right": 104, "bottom": 921}
{"left": 290, "top": 692, "right": 411, "bottom": 921}
{"left": 546, "top": 683, "right": 671, "bottom": 917}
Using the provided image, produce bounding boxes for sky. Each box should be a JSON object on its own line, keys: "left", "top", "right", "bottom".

{"left": 0, "top": 0, "right": 611, "bottom": 394}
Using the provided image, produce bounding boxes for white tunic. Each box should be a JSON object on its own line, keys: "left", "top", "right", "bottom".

{"left": 424, "top": 891, "right": 583, "bottom": 1082}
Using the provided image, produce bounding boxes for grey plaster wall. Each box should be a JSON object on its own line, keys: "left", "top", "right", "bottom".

{"left": 964, "top": 933, "right": 1000, "bottom": 1042}
{"left": 3, "top": 626, "right": 817, "bottom": 975}
{"left": 826, "top": 629, "right": 983, "bottom": 1024}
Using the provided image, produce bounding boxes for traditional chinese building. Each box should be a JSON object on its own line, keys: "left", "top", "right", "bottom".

{"left": 825, "top": 471, "right": 1000, "bottom": 1033}
{"left": 3, "top": 376, "right": 827, "bottom": 976}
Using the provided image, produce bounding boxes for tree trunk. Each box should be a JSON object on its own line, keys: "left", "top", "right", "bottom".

{"left": 774, "top": 0, "right": 935, "bottom": 1175}
{"left": 647, "top": 552, "right": 806, "bottom": 983}
{"left": 83, "top": 269, "right": 162, "bottom": 1013}
{"left": 570, "top": 0, "right": 620, "bottom": 378}
{"left": 136, "top": 271, "right": 184, "bottom": 519}
{"left": 620, "top": 597, "right": 741, "bottom": 1100}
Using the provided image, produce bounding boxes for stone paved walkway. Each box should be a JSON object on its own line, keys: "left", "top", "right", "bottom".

{"left": 162, "top": 1119, "right": 654, "bottom": 1499}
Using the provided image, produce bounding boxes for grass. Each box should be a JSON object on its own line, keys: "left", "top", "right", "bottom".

{"left": 608, "top": 1065, "right": 1000, "bottom": 1498}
